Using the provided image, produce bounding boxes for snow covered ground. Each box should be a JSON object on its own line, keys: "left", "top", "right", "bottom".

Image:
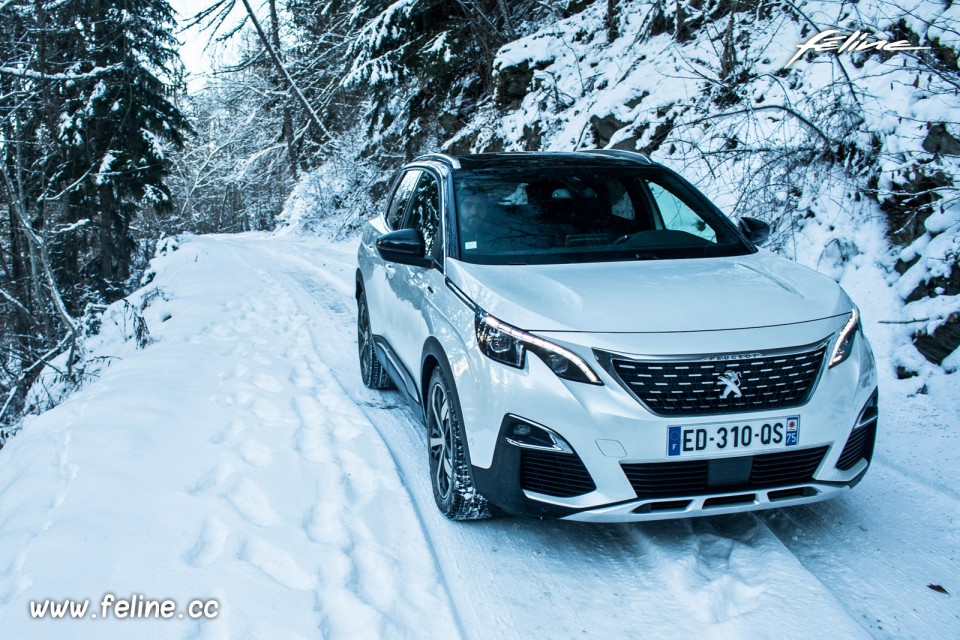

{"left": 0, "top": 232, "right": 957, "bottom": 639}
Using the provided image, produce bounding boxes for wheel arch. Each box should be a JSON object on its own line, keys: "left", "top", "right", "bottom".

{"left": 420, "top": 339, "right": 472, "bottom": 466}
{"left": 421, "top": 336, "right": 491, "bottom": 518}
{"left": 420, "top": 337, "right": 450, "bottom": 411}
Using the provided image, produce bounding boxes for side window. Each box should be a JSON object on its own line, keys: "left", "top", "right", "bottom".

{"left": 385, "top": 170, "right": 421, "bottom": 229}
{"left": 608, "top": 179, "right": 636, "bottom": 220}
{"left": 648, "top": 182, "right": 717, "bottom": 243}
{"left": 406, "top": 172, "right": 443, "bottom": 259}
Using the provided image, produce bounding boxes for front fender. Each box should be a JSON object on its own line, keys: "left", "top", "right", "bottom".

{"left": 419, "top": 273, "right": 490, "bottom": 460}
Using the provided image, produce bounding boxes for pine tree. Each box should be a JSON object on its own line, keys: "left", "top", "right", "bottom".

{"left": 1, "top": 0, "right": 190, "bottom": 428}
{"left": 53, "top": 0, "right": 189, "bottom": 301}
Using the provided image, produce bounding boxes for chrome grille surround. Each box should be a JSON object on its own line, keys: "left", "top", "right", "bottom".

{"left": 594, "top": 341, "right": 829, "bottom": 417}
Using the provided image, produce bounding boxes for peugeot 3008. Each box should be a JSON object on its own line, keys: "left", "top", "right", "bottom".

{"left": 356, "top": 151, "right": 878, "bottom": 521}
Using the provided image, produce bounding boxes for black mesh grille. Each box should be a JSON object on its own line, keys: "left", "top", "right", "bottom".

{"left": 837, "top": 391, "right": 878, "bottom": 471}
{"left": 609, "top": 345, "right": 827, "bottom": 416}
{"left": 836, "top": 423, "right": 877, "bottom": 470}
{"left": 520, "top": 449, "right": 596, "bottom": 497}
{"left": 622, "top": 459, "right": 709, "bottom": 498}
{"left": 621, "top": 446, "right": 828, "bottom": 499}
{"left": 750, "top": 446, "right": 829, "bottom": 484}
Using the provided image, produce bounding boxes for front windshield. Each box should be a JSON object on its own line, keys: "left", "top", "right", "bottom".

{"left": 453, "top": 167, "right": 751, "bottom": 264}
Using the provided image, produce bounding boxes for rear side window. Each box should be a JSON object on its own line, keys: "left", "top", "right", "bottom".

{"left": 609, "top": 180, "right": 637, "bottom": 220}
{"left": 385, "top": 170, "right": 421, "bottom": 229}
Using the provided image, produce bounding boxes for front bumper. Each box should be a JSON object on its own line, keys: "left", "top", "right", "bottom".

{"left": 564, "top": 478, "right": 864, "bottom": 523}
{"left": 473, "top": 410, "right": 874, "bottom": 522}
{"left": 456, "top": 315, "right": 879, "bottom": 522}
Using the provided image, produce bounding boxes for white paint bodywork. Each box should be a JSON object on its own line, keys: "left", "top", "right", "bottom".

{"left": 357, "top": 161, "right": 878, "bottom": 522}
{"left": 444, "top": 250, "right": 853, "bottom": 333}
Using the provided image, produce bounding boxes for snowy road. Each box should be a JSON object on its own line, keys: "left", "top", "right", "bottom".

{"left": 0, "top": 233, "right": 957, "bottom": 639}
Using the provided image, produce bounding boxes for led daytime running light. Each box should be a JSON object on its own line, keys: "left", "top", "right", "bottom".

{"left": 829, "top": 308, "right": 860, "bottom": 367}
{"left": 477, "top": 312, "right": 602, "bottom": 385}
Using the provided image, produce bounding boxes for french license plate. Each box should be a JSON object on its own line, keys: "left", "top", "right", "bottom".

{"left": 667, "top": 417, "right": 800, "bottom": 457}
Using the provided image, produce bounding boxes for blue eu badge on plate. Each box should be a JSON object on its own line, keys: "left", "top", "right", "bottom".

{"left": 668, "top": 426, "right": 682, "bottom": 456}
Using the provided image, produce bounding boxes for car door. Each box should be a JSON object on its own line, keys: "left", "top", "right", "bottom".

{"left": 389, "top": 170, "right": 444, "bottom": 384}
{"left": 367, "top": 169, "right": 421, "bottom": 357}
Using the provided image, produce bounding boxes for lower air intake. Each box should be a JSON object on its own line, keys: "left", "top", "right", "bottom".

{"left": 836, "top": 423, "right": 877, "bottom": 470}
{"left": 621, "top": 446, "right": 829, "bottom": 499}
{"left": 837, "top": 390, "right": 879, "bottom": 471}
{"left": 519, "top": 449, "right": 596, "bottom": 498}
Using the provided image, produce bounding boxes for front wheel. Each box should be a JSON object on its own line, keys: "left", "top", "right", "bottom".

{"left": 358, "top": 290, "right": 392, "bottom": 389}
{"left": 427, "top": 368, "right": 491, "bottom": 520}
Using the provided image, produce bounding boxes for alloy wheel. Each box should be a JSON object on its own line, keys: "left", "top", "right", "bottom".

{"left": 429, "top": 380, "right": 454, "bottom": 501}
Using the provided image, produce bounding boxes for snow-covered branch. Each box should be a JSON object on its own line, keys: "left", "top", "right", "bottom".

{"left": 0, "top": 64, "right": 122, "bottom": 81}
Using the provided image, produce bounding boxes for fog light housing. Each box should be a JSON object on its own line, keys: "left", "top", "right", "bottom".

{"left": 855, "top": 389, "right": 879, "bottom": 431}
{"left": 505, "top": 417, "right": 573, "bottom": 453}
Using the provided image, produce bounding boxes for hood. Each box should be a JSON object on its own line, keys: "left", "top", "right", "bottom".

{"left": 445, "top": 251, "right": 851, "bottom": 333}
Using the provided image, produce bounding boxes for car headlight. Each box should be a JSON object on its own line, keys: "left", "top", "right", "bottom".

{"left": 475, "top": 311, "right": 603, "bottom": 385}
{"left": 829, "top": 307, "right": 860, "bottom": 368}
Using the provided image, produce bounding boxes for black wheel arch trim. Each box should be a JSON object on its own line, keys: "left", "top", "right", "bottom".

{"left": 420, "top": 338, "right": 452, "bottom": 410}
{"left": 420, "top": 338, "right": 486, "bottom": 492}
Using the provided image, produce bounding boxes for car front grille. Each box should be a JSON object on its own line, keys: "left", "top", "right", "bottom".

{"left": 519, "top": 449, "right": 596, "bottom": 498}
{"left": 621, "top": 446, "right": 828, "bottom": 499}
{"left": 602, "top": 343, "right": 827, "bottom": 416}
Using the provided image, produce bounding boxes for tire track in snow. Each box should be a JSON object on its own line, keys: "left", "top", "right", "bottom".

{"left": 248, "top": 235, "right": 870, "bottom": 640}
{"left": 0, "top": 235, "right": 450, "bottom": 639}
{"left": 760, "top": 463, "right": 960, "bottom": 639}
{"left": 240, "top": 260, "right": 469, "bottom": 640}
{"left": 105, "top": 236, "right": 458, "bottom": 639}
{"left": 872, "top": 453, "right": 960, "bottom": 505}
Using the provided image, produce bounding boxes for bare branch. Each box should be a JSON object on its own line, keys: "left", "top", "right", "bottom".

{"left": 236, "top": 0, "right": 329, "bottom": 141}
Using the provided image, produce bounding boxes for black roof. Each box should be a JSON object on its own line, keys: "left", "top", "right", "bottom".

{"left": 415, "top": 150, "right": 654, "bottom": 171}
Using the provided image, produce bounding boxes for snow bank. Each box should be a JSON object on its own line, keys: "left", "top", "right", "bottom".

{"left": 478, "top": 0, "right": 960, "bottom": 385}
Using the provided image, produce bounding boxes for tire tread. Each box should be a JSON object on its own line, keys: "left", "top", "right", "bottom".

{"left": 429, "top": 368, "right": 492, "bottom": 521}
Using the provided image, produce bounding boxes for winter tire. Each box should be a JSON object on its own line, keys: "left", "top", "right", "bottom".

{"left": 427, "top": 367, "right": 491, "bottom": 520}
{"left": 358, "top": 290, "right": 392, "bottom": 389}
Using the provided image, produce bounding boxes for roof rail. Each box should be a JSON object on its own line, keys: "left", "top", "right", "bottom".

{"left": 415, "top": 153, "right": 462, "bottom": 169}
{"left": 579, "top": 149, "right": 651, "bottom": 165}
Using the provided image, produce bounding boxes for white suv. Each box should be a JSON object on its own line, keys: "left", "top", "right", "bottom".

{"left": 356, "top": 151, "right": 878, "bottom": 522}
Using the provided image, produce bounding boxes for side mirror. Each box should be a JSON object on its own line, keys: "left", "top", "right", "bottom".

{"left": 376, "top": 228, "right": 435, "bottom": 268}
{"left": 738, "top": 217, "right": 770, "bottom": 245}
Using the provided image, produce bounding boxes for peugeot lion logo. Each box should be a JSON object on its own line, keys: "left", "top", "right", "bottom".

{"left": 717, "top": 370, "right": 742, "bottom": 399}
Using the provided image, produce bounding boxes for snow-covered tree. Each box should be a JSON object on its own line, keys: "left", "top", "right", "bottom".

{"left": 52, "top": 0, "right": 189, "bottom": 299}
{"left": 0, "top": 0, "right": 189, "bottom": 435}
